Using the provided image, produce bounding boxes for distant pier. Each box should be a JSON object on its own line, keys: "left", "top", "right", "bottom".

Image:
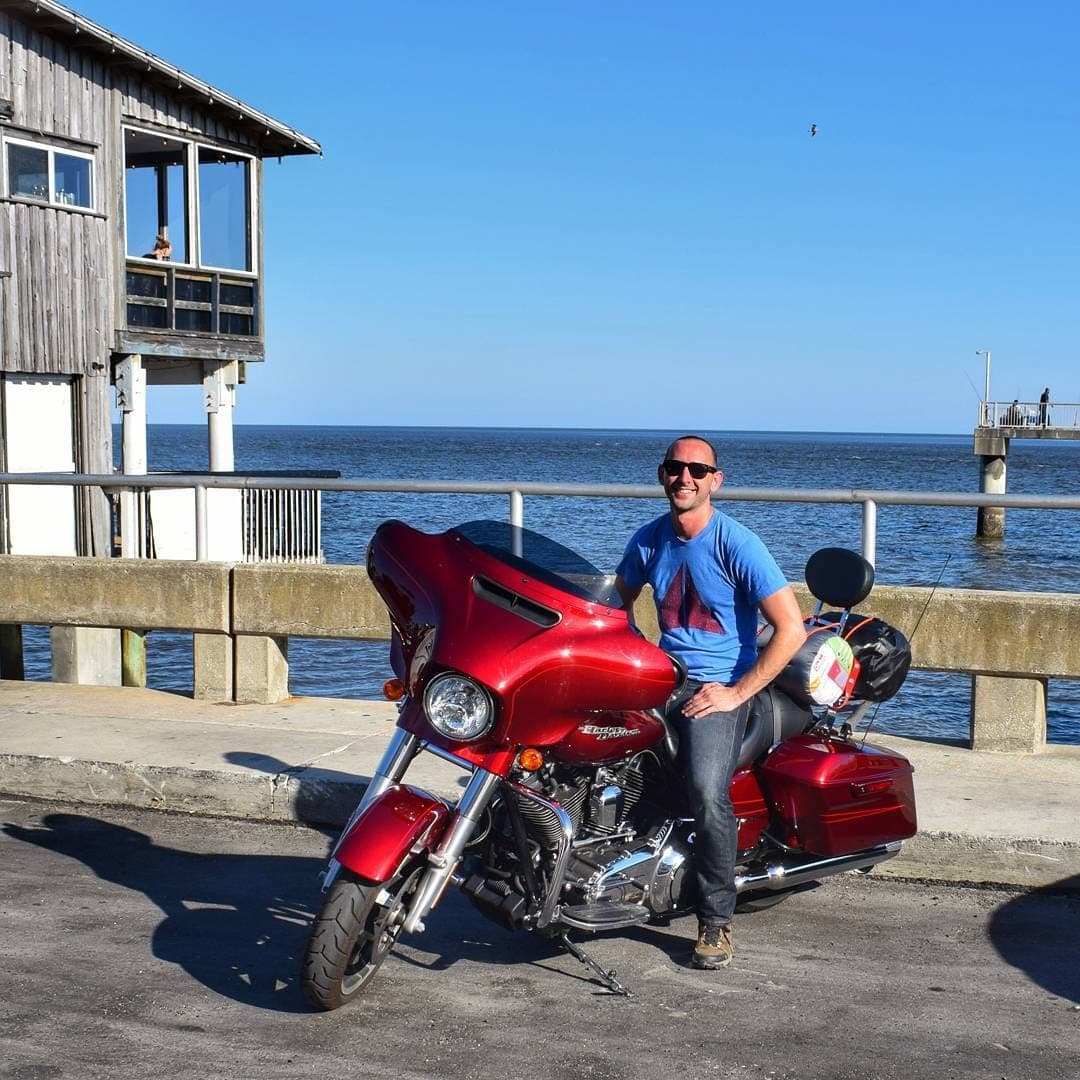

{"left": 974, "top": 399, "right": 1080, "bottom": 538}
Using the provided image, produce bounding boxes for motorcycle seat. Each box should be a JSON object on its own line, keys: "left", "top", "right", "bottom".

{"left": 738, "top": 686, "right": 813, "bottom": 768}
{"left": 651, "top": 684, "right": 811, "bottom": 769}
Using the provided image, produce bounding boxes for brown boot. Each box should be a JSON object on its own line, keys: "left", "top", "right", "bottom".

{"left": 692, "top": 922, "right": 734, "bottom": 970}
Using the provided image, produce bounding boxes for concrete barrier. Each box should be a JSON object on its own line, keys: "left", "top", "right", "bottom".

{"left": 1, "top": 557, "right": 1074, "bottom": 750}
{"left": 0, "top": 555, "right": 231, "bottom": 631}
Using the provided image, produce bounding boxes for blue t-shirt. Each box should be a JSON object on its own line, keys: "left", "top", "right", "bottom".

{"left": 616, "top": 511, "right": 788, "bottom": 684}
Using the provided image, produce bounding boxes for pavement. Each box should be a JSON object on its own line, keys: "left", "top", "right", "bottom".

{"left": 1, "top": 678, "right": 1078, "bottom": 891}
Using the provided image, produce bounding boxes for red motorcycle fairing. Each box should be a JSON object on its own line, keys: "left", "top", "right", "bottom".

{"left": 335, "top": 786, "right": 450, "bottom": 884}
{"left": 367, "top": 521, "right": 678, "bottom": 753}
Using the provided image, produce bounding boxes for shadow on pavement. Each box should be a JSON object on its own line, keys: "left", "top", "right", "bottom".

{"left": 223, "top": 750, "right": 370, "bottom": 825}
{"left": 2, "top": 812, "right": 598, "bottom": 1008}
{"left": 987, "top": 874, "right": 1080, "bottom": 1004}
{"left": 3, "top": 813, "right": 325, "bottom": 1013}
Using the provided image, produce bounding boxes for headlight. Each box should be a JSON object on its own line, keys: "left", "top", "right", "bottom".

{"left": 422, "top": 673, "right": 495, "bottom": 741}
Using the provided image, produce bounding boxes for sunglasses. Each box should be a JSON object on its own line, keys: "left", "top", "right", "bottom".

{"left": 661, "top": 458, "right": 718, "bottom": 480}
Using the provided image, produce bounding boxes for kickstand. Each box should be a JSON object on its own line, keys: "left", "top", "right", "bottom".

{"left": 559, "top": 932, "right": 632, "bottom": 998}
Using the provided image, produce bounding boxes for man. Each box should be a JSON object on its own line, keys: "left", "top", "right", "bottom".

{"left": 615, "top": 435, "right": 805, "bottom": 970}
{"left": 1039, "top": 387, "right": 1051, "bottom": 427}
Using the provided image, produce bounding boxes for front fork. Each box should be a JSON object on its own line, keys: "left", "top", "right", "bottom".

{"left": 322, "top": 726, "right": 422, "bottom": 891}
{"left": 401, "top": 766, "right": 500, "bottom": 933}
{"left": 322, "top": 725, "right": 502, "bottom": 935}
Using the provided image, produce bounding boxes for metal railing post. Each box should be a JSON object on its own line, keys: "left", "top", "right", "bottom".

{"left": 861, "top": 498, "right": 877, "bottom": 567}
{"left": 195, "top": 484, "right": 208, "bottom": 561}
{"left": 509, "top": 489, "right": 524, "bottom": 557}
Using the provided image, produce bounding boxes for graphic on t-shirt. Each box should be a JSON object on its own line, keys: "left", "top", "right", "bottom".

{"left": 657, "top": 564, "right": 725, "bottom": 635}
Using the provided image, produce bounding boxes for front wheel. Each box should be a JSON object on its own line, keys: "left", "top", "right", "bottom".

{"left": 301, "top": 863, "right": 422, "bottom": 1011}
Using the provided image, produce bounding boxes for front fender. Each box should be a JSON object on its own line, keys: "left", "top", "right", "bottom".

{"left": 336, "top": 785, "right": 450, "bottom": 884}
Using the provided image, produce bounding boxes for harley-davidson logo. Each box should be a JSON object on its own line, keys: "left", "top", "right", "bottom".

{"left": 579, "top": 724, "right": 636, "bottom": 740}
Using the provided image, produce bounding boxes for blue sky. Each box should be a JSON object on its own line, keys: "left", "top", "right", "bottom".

{"left": 81, "top": 1, "right": 1079, "bottom": 432}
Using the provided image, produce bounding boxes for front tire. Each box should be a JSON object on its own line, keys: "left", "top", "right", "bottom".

{"left": 302, "top": 864, "right": 421, "bottom": 1011}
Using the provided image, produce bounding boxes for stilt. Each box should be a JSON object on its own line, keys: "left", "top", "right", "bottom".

{"left": 121, "top": 628, "right": 147, "bottom": 687}
{"left": 973, "top": 430, "right": 1008, "bottom": 539}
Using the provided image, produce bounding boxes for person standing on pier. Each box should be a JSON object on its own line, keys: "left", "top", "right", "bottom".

{"left": 1039, "top": 387, "right": 1051, "bottom": 427}
{"left": 615, "top": 435, "right": 805, "bottom": 971}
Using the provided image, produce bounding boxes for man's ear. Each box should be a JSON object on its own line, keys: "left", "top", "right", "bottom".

{"left": 713, "top": 469, "right": 725, "bottom": 490}
{"left": 657, "top": 464, "right": 666, "bottom": 486}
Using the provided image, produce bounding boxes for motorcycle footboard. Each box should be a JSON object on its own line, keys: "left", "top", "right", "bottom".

{"left": 335, "top": 785, "right": 450, "bottom": 884}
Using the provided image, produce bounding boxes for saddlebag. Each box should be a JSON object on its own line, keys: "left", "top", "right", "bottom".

{"left": 759, "top": 734, "right": 916, "bottom": 856}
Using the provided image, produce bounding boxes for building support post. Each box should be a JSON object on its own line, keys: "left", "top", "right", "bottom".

{"left": 116, "top": 354, "right": 148, "bottom": 556}
{"left": 115, "top": 355, "right": 147, "bottom": 687}
{"left": 973, "top": 430, "right": 1008, "bottom": 540}
{"left": 202, "top": 360, "right": 240, "bottom": 695}
{"left": 204, "top": 360, "right": 237, "bottom": 473}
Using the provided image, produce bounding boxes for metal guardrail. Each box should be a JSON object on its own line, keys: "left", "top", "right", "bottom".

{"left": 4, "top": 472, "right": 1080, "bottom": 567}
{"left": 980, "top": 400, "right": 1080, "bottom": 429}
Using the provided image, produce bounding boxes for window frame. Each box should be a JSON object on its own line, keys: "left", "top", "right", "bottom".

{"left": 3, "top": 135, "right": 96, "bottom": 212}
{"left": 123, "top": 125, "right": 258, "bottom": 278}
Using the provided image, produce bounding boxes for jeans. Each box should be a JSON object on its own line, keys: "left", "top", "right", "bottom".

{"left": 667, "top": 680, "right": 750, "bottom": 928}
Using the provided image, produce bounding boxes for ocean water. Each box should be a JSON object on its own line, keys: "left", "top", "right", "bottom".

{"left": 22, "top": 426, "right": 1080, "bottom": 743}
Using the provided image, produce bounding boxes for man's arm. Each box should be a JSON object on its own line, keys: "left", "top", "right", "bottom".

{"left": 614, "top": 574, "right": 643, "bottom": 629}
{"left": 681, "top": 584, "right": 806, "bottom": 719}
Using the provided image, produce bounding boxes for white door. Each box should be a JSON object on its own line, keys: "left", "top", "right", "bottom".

{"left": 2, "top": 374, "right": 78, "bottom": 556}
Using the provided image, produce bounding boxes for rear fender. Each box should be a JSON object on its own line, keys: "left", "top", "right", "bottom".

{"left": 336, "top": 785, "right": 450, "bottom": 884}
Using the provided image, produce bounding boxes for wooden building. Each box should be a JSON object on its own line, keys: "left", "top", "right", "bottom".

{"left": 0, "top": 0, "right": 320, "bottom": 558}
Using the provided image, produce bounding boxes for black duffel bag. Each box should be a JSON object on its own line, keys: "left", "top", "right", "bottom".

{"left": 817, "top": 612, "right": 912, "bottom": 702}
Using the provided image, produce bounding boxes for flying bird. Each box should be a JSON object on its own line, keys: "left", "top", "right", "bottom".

{"left": 809, "top": 123, "right": 818, "bottom": 137}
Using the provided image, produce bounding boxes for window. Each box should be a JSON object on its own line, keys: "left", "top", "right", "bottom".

{"left": 123, "top": 128, "right": 255, "bottom": 274}
{"left": 124, "top": 130, "right": 189, "bottom": 262}
{"left": 123, "top": 127, "right": 258, "bottom": 338}
{"left": 5, "top": 138, "right": 94, "bottom": 209}
{"left": 198, "top": 148, "right": 251, "bottom": 271}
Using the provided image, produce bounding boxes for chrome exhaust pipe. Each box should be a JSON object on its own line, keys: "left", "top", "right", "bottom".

{"left": 735, "top": 841, "right": 902, "bottom": 894}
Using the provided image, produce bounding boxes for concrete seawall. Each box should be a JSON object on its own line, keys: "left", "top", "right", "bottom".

{"left": 1, "top": 555, "right": 1076, "bottom": 751}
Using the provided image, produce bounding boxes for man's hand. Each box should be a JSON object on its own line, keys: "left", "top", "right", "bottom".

{"left": 682, "top": 681, "right": 744, "bottom": 719}
{"left": 681, "top": 585, "right": 806, "bottom": 721}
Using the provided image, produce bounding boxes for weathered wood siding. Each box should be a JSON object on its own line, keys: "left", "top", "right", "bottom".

{"left": 0, "top": 10, "right": 260, "bottom": 380}
{"left": 0, "top": 9, "right": 262, "bottom": 554}
{"left": 0, "top": 11, "right": 111, "bottom": 378}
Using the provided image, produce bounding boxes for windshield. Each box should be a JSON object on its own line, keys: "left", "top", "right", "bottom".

{"left": 452, "top": 520, "right": 624, "bottom": 609}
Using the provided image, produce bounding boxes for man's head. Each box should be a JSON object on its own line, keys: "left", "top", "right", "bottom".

{"left": 658, "top": 435, "right": 723, "bottom": 516}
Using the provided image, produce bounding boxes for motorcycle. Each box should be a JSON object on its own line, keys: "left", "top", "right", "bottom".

{"left": 301, "top": 519, "right": 916, "bottom": 1009}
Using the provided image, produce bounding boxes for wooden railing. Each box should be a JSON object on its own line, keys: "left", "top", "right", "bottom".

{"left": 125, "top": 261, "right": 259, "bottom": 338}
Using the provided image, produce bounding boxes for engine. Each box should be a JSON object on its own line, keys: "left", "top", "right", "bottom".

{"left": 461, "top": 751, "right": 696, "bottom": 929}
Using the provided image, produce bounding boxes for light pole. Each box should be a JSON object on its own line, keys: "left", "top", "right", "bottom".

{"left": 976, "top": 349, "right": 991, "bottom": 424}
